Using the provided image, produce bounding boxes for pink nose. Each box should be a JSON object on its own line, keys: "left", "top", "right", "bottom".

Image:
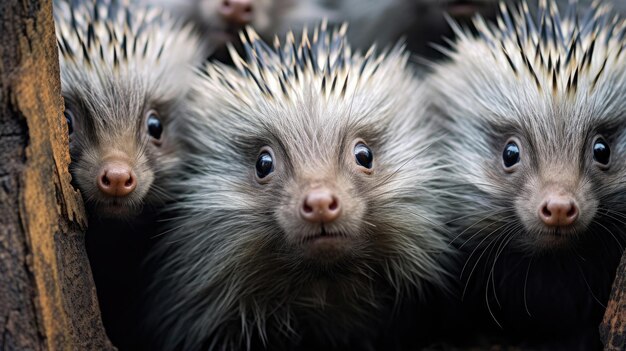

{"left": 539, "top": 195, "right": 579, "bottom": 227}
{"left": 301, "top": 188, "right": 341, "bottom": 223}
{"left": 97, "top": 161, "right": 136, "bottom": 197}
{"left": 219, "top": 0, "right": 254, "bottom": 26}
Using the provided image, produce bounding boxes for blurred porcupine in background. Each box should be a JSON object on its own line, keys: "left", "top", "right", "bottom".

{"left": 429, "top": 0, "right": 626, "bottom": 348}
{"left": 144, "top": 23, "right": 452, "bottom": 350}
{"left": 141, "top": 0, "right": 509, "bottom": 60}
{"left": 54, "top": 0, "right": 205, "bottom": 348}
{"left": 145, "top": 0, "right": 290, "bottom": 49}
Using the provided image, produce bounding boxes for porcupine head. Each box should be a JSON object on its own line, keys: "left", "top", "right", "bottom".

{"left": 430, "top": 0, "right": 626, "bottom": 254}
{"left": 149, "top": 0, "right": 281, "bottom": 45}
{"left": 54, "top": 0, "right": 204, "bottom": 219}
{"left": 145, "top": 23, "right": 451, "bottom": 350}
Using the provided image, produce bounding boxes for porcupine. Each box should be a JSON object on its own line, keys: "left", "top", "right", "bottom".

{"left": 54, "top": 0, "right": 204, "bottom": 348}
{"left": 147, "top": 0, "right": 290, "bottom": 54}
{"left": 428, "top": 0, "right": 626, "bottom": 349}
{"left": 148, "top": 0, "right": 506, "bottom": 62}
{"left": 143, "top": 23, "right": 452, "bottom": 350}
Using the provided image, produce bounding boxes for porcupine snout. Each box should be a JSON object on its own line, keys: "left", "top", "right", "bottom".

{"left": 513, "top": 161, "right": 596, "bottom": 248}
{"left": 300, "top": 187, "right": 342, "bottom": 224}
{"left": 538, "top": 190, "right": 579, "bottom": 228}
{"left": 219, "top": 0, "right": 254, "bottom": 26}
{"left": 97, "top": 159, "right": 137, "bottom": 198}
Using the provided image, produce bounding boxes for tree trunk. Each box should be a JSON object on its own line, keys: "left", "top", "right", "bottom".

{"left": 602, "top": 250, "right": 626, "bottom": 351}
{"left": 0, "top": 0, "right": 114, "bottom": 349}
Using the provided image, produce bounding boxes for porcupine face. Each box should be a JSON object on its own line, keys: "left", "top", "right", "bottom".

{"left": 152, "top": 0, "right": 286, "bottom": 45}
{"left": 146, "top": 24, "right": 450, "bottom": 349}
{"left": 194, "top": 0, "right": 275, "bottom": 42}
{"left": 180, "top": 26, "right": 448, "bottom": 265}
{"left": 55, "top": 0, "right": 202, "bottom": 218}
{"left": 430, "top": 1, "right": 626, "bottom": 252}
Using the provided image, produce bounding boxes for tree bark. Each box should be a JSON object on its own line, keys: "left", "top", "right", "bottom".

{"left": 0, "top": 0, "right": 114, "bottom": 349}
{"left": 602, "top": 250, "right": 626, "bottom": 351}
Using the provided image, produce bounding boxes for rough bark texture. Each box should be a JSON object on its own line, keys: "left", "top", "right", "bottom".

{"left": 602, "top": 250, "right": 626, "bottom": 351}
{"left": 0, "top": 0, "right": 114, "bottom": 349}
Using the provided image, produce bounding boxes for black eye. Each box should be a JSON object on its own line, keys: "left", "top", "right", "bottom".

{"left": 256, "top": 152, "right": 274, "bottom": 178}
{"left": 354, "top": 142, "right": 373, "bottom": 169}
{"left": 593, "top": 137, "right": 610, "bottom": 166}
{"left": 147, "top": 111, "right": 163, "bottom": 140}
{"left": 502, "top": 141, "right": 520, "bottom": 169}
{"left": 64, "top": 110, "right": 74, "bottom": 134}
